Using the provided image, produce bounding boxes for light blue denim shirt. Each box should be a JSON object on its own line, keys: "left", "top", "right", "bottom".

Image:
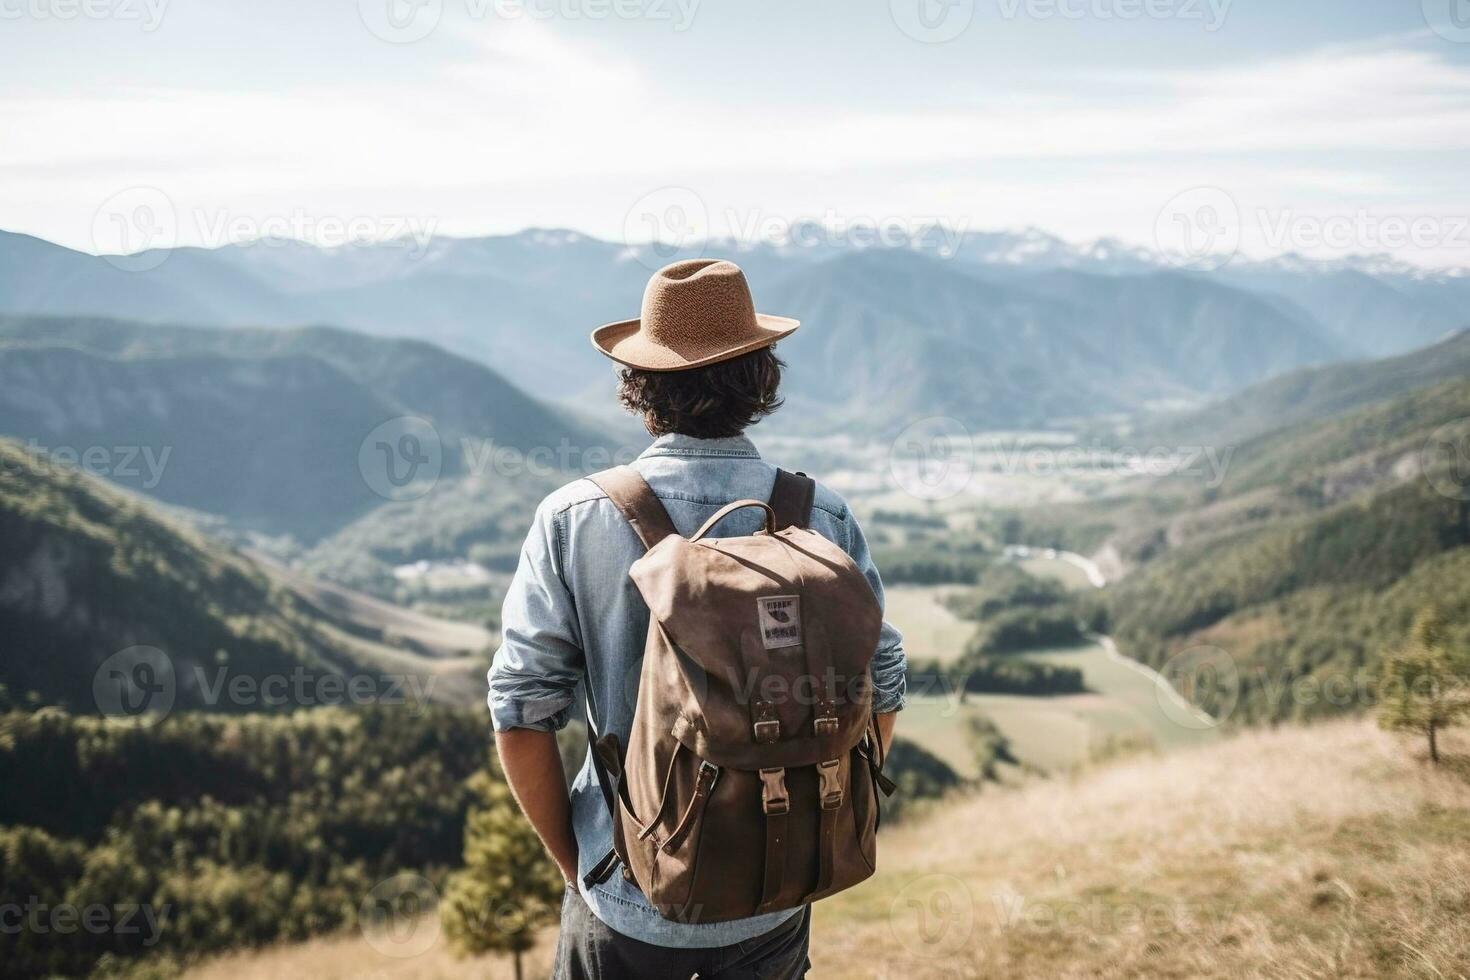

{"left": 487, "top": 432, "right": 907, "bottom": 949}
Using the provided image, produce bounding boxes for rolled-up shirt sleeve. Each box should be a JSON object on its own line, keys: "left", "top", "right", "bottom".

{"left": 842, "top": 508, "right": 907, "bottom": 714}
{"left": 487, "top": 499, "right": 585, "bottom": 732}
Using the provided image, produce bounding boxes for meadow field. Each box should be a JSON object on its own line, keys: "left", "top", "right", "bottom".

{"left": 898, "top": 637, "right": 1220, "bottom": 776}
{"left": 881, "top": 584, "right": 974, "bottom": 666}
{"left": 885, "top": 544, "right": 1215, "bottom": 777}
{"left": 180, "top": 720, "right": 1470, "bottom": 980}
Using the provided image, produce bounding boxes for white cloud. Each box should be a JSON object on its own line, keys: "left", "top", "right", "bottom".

{"left": 1, "top": 27, "right": 1467, "bottom": 266}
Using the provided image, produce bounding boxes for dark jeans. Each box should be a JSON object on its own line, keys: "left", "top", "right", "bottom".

{"left": 552, "top": 886, "right": 811, "bottom": 980}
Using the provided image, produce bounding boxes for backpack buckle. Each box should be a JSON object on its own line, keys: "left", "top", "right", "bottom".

{"left": 752, "top": 702, "right": 781, "bottom": 744}
{"left": 812, "top": 697, "right": 839, "bottom": 738}
{"left": 759, "top": 767, "right": 789, "bottom": 815}
{"left": 817, "top": 758, "right": 843, "bottom": 810}
{"left": 698, "top": 759, "right": 721, "bottom": 793}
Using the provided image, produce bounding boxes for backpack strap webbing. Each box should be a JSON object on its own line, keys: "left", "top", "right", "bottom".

{"left": 812, "top": 758, "right": 843, "bottom": 900}
{"left": 580, "top": 465, "right": 675, "bottom": 892}
{"left": 769, "top": 469, "right": 815, "bottom": 530}
{"left": 755, "top": 766, "right": 789, "bottom": 914}
{"left": 586, "top": 466, "right": 678, "bottom": 551}
{"left": 581, "top": 733, "right": 633, "bottom": 890}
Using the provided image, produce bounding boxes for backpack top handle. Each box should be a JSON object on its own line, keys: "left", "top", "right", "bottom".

{"left": 690, "top": 499, "right": 777, "bottom": 542}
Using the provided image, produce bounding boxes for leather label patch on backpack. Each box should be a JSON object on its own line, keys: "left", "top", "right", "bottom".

{"left": 756, "top": 595, "right": 802, "bottom": 650}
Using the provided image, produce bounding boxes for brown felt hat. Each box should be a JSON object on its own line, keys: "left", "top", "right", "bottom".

{"left": 592, "top": 259, "right": 799, "bottom": 372}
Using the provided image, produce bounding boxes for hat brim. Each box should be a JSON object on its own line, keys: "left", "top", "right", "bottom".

{"left": 590, "top": 313, "right": 799, "bottom": 372}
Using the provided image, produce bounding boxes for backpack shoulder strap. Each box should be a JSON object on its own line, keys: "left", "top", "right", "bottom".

{"left": 581, "top": 464, "right": 676, "bottom": 885}
{"left": 586, "top": 465, "right": 679, "bottom": 551}
{"left": 769, "top": 468, "right": 816, "bottom": 530}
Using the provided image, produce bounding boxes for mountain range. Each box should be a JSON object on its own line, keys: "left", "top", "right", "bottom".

{"left": 1139, "top": 328, "right": 1470, "bottom": 448}
{"left": 4, "top": 225, "right": 1465, "bottom": 431}
{"left": 4, "top": 221, "right": 1469, "bottom": 725}
{"left": 0, "top": 314, "right": 605, "bottom": 542}
{"left": 766, "top": 250, "right": 1339, "bottom": 431}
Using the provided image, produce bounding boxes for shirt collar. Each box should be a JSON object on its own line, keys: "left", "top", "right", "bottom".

{"left": 638, "top": 432, "right": 762, "bottom": 459}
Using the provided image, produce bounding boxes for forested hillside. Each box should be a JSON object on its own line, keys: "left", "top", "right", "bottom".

{"left": 1141, "top": 327, "right": 1470, "bottom": 447}
{"left": 0, "top": 707, "right": 488, "bottom": 978}
{"left": 1086, "top": 377, "right": 1470, "bottom": 722}
{"left": 0, "top": 438, "right": 487, "bottom": 712}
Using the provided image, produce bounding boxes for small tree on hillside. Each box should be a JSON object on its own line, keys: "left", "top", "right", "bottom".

{"left": 441, "top": 760, "right": 563, "bottom": 980}
{"left": 1379, "top": 606, "right": 1470, "bottom": 764}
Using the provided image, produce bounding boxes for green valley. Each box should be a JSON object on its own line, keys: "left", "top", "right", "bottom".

{"left": 0, "top": 438, "right": 490, "bottom": 713}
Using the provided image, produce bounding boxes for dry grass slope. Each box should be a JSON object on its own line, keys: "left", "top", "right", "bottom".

{"left": 181, "top": 719, "right": 1470, "bottom": 980}
{"left": 816, "top": 718, "right": 1470, "bottom": 979}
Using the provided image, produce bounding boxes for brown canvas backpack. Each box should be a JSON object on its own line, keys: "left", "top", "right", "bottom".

{"left": 580, "top": 465, "right": 897, "bottom": 924}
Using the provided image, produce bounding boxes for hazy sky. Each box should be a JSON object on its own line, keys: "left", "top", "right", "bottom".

{"left": 4, "top": 0, "right": 1470, "bottom": 266}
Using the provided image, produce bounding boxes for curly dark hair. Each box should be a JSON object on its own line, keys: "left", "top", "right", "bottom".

{"left": 617, "top": 346, "right": 785, "bottom": 439}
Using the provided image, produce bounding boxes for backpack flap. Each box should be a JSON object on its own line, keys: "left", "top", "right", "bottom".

{"left": 629, "top": 524, "right": 883, "bottom": 771}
